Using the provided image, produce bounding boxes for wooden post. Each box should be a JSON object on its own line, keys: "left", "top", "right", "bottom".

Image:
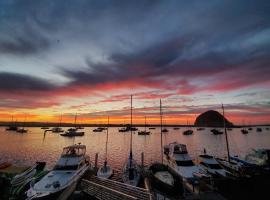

{"left": 95, "top": 153, "right": 99, "bottom": 169}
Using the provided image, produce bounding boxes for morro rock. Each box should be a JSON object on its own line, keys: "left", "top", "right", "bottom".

{"left": 194, "top": 110, "right": 233, "bottom": 127}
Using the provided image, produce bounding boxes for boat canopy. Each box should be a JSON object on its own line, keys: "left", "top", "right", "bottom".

{"left": 62, "top": 144, "right": 86, "bottom": 157}
{"left": 170, "top": 143, "right": 188, "bottom": 154}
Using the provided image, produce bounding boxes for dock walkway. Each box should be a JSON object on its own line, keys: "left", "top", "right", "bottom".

{"left": 81, "top": 176, "right": 152, "bottom": 200}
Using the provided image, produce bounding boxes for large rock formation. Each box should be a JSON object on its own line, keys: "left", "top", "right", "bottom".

{"left": 194, "top": 110, "right": 233, "bottom": 127}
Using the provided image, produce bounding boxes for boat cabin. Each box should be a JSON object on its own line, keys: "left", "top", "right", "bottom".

{"left": 198, "top": 155, "right": 223, "bottom": 170}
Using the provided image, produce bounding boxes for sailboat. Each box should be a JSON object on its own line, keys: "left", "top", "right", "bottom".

{"left": 17, "top": 115, "right": 28, "bottom": 133}
{"left": 183, "top": 120, "right": 193, "bottom": 135}
{"left": 97, "top": 117, "right": 113, "bottom": 179}
{"left": 122, "top": 95, "right": 141, "bottom": 186}
{"left": 146, "top": 99, "right": 183, "bottom": 197}
{"left": 52, "top": 115, "right": 64, "bottom": 133}
{"left": 216, "top": 105, "right": 246, "bottom": 177}
{"left": 138, "top": 116, "right": 150, "bottom": 135}
{"left": 6, "top": 116, "right": 18, "bottom": 131}
{"left": 241, "top": 120, "right": 248, "bottom": 134}
{"left": 60, "top": 114, "right": 84, "bottom": 137}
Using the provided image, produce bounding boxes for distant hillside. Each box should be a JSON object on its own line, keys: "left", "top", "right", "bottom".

{"left": 194, "top": 110, "right": 234, "bottom": 127}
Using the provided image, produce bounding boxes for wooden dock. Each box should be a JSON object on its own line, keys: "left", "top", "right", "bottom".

{"left": 80, "top": 176, "right": 152, "bottom": 200}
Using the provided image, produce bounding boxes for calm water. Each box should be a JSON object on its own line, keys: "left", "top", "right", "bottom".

{"left": 1, "top": 127, "right": 270, "bottom": 170}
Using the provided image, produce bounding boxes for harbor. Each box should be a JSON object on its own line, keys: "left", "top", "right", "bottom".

{"left": 1, "top": 124, "right": 270, "bottom": 200}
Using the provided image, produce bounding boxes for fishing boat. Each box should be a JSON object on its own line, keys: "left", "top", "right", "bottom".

{"left": 97, "top": 117, "right": 113, "bottom": 179}
{"left": 164, "top": 142, "right": 209, "bottom": 183}
{"left": 26, "top": 144, "right": 90, "bottom": 200}
{"left": 138, "top": 116, "right": 150, "bottom": 135}
{"left": 122, "top": 95, "right": 141, "bottom": 186}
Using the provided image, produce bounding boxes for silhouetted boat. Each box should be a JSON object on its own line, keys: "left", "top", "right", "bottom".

{"left": 173, "top": 127, "right": 180, "bottom": 130}
{"left": 16, "top": 128, "right": 28, "bottom": 133}
{"left": 248, "top": 127, "right": 253, "bottom": 131}
{"left": 93, "top": 127, "right": 104, "bottom": 132}
{"left": 257, "top": 127, "right": 262, "bottom": 132}
{"left": 6, "top": 116, "right": 18, "bottom": 131}
{"left": 51, "top": 127, "right": 64, "bottom": 133}
{"left": 183, "top": 130, "right": 193, "bottom": 135}
{"left": 138, "top": 116, "right": 151, "bottom": 135}
{"left": 241, "top": 129, "right": 248, "bottom": 134}
{"left": 211, "top": 129, "right": 223, "bottom": 135}
{"left": 61, "top": 128, "right": 84, "bottom": 137}
{"left": 197, "top": 127, "right": 205, "bottom": 131}
{"left": 162, "top": 128, "right": 168, "bottom": 133}
{"left": 149, "top": 127, "right": 156, "bottom": 130}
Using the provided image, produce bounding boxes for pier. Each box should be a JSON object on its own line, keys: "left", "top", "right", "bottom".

{"left": 80, "top": 176, "right": 152, "bottom": 200}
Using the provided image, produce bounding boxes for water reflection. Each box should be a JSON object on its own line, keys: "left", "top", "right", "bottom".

{"left": 1, "top": 127, "right": 270, "bottom": 170}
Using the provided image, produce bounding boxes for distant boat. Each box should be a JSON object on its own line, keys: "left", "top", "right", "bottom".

{"left": 241, "top": 129, "right": 248, "bottom": 134}
{"left": 161, "top": 128, "right": 168, "bottom": 133}
{"left": 52, "top": 115, "right": 64, "bottom": 133}
{"left": 248, "top": 127, "right": 253, "bottom": 131}
{"left": 16, "top": 128, "right": 28, "bottom": 133}
{"left": 197, "top": 127, "right": 205, "bottom": 131}
{"left": 149, "top": 127, "right": 156, "bottom": 130}
{"left": 183, "top": 120, "right": 193, "bottom": 135}
{"left": 6, "top": 116, "right": 18, "bottom": 131}
{"left": 227, "top": 128, "right": 232, "bottom": 131}
{"left": 173, "top": 127, "right": 180, "bottom": 130}
{"left": 61, "top": 128, "right": 84, "bottom": 137}
{"left": 211, "top": 129, "right": 223, "bottom": 135}
{"left": 119, "top": 125, "right": 138, "bottom": 132}
{"left": 97, "top": 117, "right": 113, "bottom": 179}
{"left": 138, "top": 116, "right": 151, "bottom": 135}
{"left": 257, "top": 127, "right": 262, "bottom": 132}
{"left": 183, "top": 130, "right": 193, "bottom": 135}
{"left": 93, "top": 127, "right": 104, "bottom": 132}
{"left": 41, "top": 127, "right": 49, "bottom": 130}
{"left": 27, "top": 144, "right": 90, "bottom": 199}
{"left": 122, "top": 95, "right": 141, "bottom": 186}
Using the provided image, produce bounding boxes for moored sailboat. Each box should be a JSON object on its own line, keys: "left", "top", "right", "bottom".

{"left": 122, "top": 95, "right": 140, "bottom": 186}
{"left": 138, "top": 116, "right": 150, "bottom": 135}
{"left": 97, "top": 117, "right": 113, "bottom": 179}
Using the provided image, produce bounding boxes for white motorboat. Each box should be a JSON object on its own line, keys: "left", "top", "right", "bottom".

{"left": 164, "top": 142, "right": 209, "bottom": 183}
{"left": 198, "top": 154, "right": 231, "bottom": 177}
{"left": 60, "top": 128, "right": 84, "bottom": 137}
{"left": 26, "top": 144, "right": 90, "bottom": 199}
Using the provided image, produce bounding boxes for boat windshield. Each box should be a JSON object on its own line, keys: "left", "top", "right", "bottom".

{"left": 176, "top": 160, "right": 194, "bottom": 166}
{"left": 62, "top": 146, "right": 86, "bottom": 157}
{"left": 208, "top": 163, "right": 222, "bottom": 169}
{"left": 54, "top": 165, "right": 78, "bottom": 170}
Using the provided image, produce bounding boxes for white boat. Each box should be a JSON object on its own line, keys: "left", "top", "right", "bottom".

{"left": 244, "top": 149, "right": 270, "bottom": 166}
{"left": 51, "top": 127, "right": 64, "bottom": 133}
{"left": 122, "top": 95, "right": 141, "bottom": 186}
{"left": 198, "top": 154, "right": 231, "bottom": 177}
{"left": 97, "top": 117, "right": 113, "bottom": 179}
{"left": 26, "top": 144, "right": 90, "bottom": 199}
{"left": 164, "top": 142, "right": 209, "bottom": 183}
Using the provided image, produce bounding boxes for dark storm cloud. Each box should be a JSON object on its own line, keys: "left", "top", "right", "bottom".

{"left": 0, "top": 72, "right": 56, "bottom": 91}
{"left": 1, "top": 0, "right": 270, "bottom": 92}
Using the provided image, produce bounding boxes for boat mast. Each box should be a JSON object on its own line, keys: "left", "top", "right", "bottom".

{"left": 105, "top": 116, "right": 109, "bottom": 164}
{"left": 74, "top": 113, "right": 77, "bottom": 128}
{"left": 160, "top": 99, "right": 163, "bottom": 164}
{"left": 59, "top": 114, "right": 62, "bottom": 127}
{"left": 222, "top": 104, "right": 230, "bottom": 162}
{"left": 144, "top": 116, "right": 146, "bottom": 132}
{"left": 130, "top": 95, "right": 133, "bottom": 160}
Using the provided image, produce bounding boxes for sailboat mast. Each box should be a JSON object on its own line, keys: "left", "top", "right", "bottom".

{"left": 130, "top": 95, "right": 133, "bottom": 159}
{"left": 222, "top": 104, "right": 230, "bottom": 162}
{"left": 145, "top": 116, "right": 146, "bottom": 132}
{"left": 105, "top": 116, "right": 109, "bottom": 162}
{"left": 160, "top": 99, "right": 163, "bottom": 163}
{"left": 59, "top": 114, "right": 62, "bottom": 127}
{"left": 74, "top": 113, "right": 77, "bottom": 127}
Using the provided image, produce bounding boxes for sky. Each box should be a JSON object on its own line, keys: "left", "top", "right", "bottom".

{"left": 0, "top": 0, "right": 270, "bottom": 125}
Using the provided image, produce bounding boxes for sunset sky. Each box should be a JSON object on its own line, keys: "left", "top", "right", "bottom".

{"left": 0, "top": 0, "right": 270, "bottom": 125}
